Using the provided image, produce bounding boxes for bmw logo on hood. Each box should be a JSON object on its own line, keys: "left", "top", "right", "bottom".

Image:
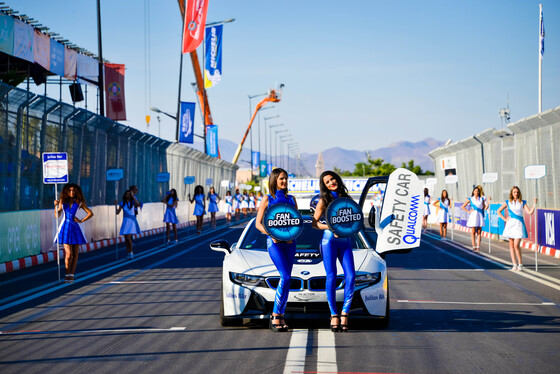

{"left": 301, "top": 271, "right": 310, "bottom": 275}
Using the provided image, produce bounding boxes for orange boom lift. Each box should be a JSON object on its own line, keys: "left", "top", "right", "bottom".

{"left": 231, "top": 85, "right": 283, "bottom": 165}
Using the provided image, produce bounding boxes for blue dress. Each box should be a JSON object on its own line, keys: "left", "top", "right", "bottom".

{"left": 55, "top": 202, "right": 87, "bottom": 245}
{"left": 163, "top": 197, "right": 179, "bottom": 224}
{"left": 208, "top": 193, "right": 219, "bottom": 213}
{"left": 193, "top": 194, "right": 205, "bottom": 216}
{"left": 120, "top": 201, "right": 141, "bottom": 235}
{"left": 266, "top": 190, "right": 297, "bottom": 315}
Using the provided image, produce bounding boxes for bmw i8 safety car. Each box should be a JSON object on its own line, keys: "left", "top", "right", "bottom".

{"left": 210, "top": 168, "right": 423, "bottom": 327}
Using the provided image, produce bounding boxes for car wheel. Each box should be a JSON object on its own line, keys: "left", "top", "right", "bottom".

{"left": 220, "top": 285, "right": 243, "bottom": 327}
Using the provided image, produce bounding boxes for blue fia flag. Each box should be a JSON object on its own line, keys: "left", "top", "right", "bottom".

{"left": 267, "top": 163, "right": 273, "bottom": 176}
{"left": 540, "top": 6, "right": 545, "bottom": 58}
{"left": 179, "top": 102, "right": 195, "bottom": 144}
{"left": 204, "top": 24, "right": 223, "bottom": 88}
{"left": 206, "top": 124, "right": 219, "bottom": 157}
{"left": 252, "top": 151, "right": 260, "bottom": 172}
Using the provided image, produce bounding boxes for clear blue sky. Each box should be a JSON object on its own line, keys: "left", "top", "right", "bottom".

{"left": 14, "top": 0, "right": 560, "bottom": 157}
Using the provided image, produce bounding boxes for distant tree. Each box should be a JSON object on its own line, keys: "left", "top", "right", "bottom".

{"left": 400, "top": 160, "right": 434, "bottom": 175}
{"left": 351, "top": 158, "right": 396, "bottom": 176}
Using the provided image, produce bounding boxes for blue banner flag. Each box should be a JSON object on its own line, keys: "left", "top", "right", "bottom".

{"left": 260, "top": 160, "right": 267, "bottom": 177}
{"left": 179, "top": 101, "right": 195, "bottom": 144}
{"left": 50, "top": 39, "right": 65, "bottom": 76}
{"left": 267, "top": 163, "right": 273, "bottom": 176}
{"left": 204, "top": 24, "right": 223, "bottom": 88}
{"left": 206, "top": 124, "right": 219, "bottom": 157}
{"left": 540, "top": 6, "right": 545, "bottom": 58}
{"left": 252, "top": 151, "right": 260, "bottom": 171}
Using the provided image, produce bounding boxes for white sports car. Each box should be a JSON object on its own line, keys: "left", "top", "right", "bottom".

{"left": 211, "top": 169, "right": 423, "bottom": 327}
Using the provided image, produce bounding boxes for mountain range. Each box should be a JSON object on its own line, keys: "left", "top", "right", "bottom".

{"left": 192, "top": 138, "right": 445, "bottom": 177}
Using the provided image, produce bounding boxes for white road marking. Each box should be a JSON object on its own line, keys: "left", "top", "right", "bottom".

{"left": 317, "top": 329, "right": 337, "bottom": 373}
{"left": 0, "top": 327, "right": 187, "bottom": 335}
{"left": 397, "top": 300, "right": 555, "bottom": 306}
{"left": 283, "top": 329, "right": 308, "bottom": 374}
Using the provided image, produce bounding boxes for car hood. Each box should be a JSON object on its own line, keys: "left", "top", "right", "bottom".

{"left": 235, "top": 248, "right": 375, "bottom": 277}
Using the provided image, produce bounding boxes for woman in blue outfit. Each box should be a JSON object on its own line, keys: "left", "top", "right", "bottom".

{"left": 54, "top": 183, "right": 94, "bottom": 283}
{"left": 116, "top": 189, "right": 142, "bottom": 259}
{"left": 255, "top": 168, "right": 298, "bottom": 332}
{"left": 189, "top": 185, "right": 205, "bottom": 234}
{"left": 163, "top": 188, "right": 179, "bottom": 244}
{"left": 207, "top": 186, "right": 220, "bottom": 228}
{"left": 312, "top": 171, "right": 355, "bottom": 332}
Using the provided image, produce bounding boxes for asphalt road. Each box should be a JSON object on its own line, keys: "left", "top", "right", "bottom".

{"left": 1, "top": 222, "right": 559, "bottom": 374}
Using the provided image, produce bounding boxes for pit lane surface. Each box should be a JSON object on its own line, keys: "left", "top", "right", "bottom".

{"left": 1, "top": 224, "right": 559, "bottom": 374}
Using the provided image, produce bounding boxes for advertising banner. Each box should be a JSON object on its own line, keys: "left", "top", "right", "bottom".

{"left": 49, "top": 39, "right": 65, "bottom": 76}
{"left": 537, "top": 209, "right": 560, "bottom": 250}
{"left": 182, "top": 0, "right": 209, "bottom": 54}
{"left": 483, "top": 203, "right": 504, "bottom": 235}
{"left": 204, "top": 24, "right": 223, "bottom": 88}
{"left": 206, "top": 124, "right": 219, "bottom": 157}
{"left": 77, "top": 53, "right": 98, "bottom": 86}
{"left": 0, "top": 210, "right": 41, "bottom": 263}
{"left": 104, "top": 63, "right": 127, "bottom": 121}
{"left": 33, "top": 30, "right": 50, "bottom": 70}
{"left": 13, "top": 19, "right": 33, "bottom": 62}
{"left": 267, "top": 163, "right": 273, "bottom": 176}
{"left": 287, "top": 178, "right": 372, "bottom": 195}
{"left": 260, "top": 160, "right": 267, "bottom": 177}
{"left": 454, "top": 202, "right": 467, "bottom": 227}
{"left": 0, "top": 13, "right": 14, "bottom": 55}
{"left": 179, "top": 101, "right": 195, "bottom": 144}
{"left": 64, "top": 47, "right": 77, "bottom": 80}
{"left": 252, "top": 151, "right": 260, "bottom": 172}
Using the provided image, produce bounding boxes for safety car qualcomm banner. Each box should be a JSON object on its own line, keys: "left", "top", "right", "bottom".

{"left": 181, "top": 0, "right": 209, "bottom": 54}
{"left": 179, "top": 101, "right": 195, "bottom": 144}
{"left": 206, "top": 124, "right": 219, "bottom": 157}
{"left": 104, "top": 63, "right": 126, "bottom": 121}
{"left": 376, "top": 168, "right": 423, "bottom": 253}
{"left": 204, "top": 24, "right": 222, "bottom": 88}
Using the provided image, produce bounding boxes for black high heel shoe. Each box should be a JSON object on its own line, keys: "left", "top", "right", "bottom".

{"left": 270, "top": 315, "right": 287, "bottom": 332}
{"left": 330, "top": 315, "right": 340, "bottom": 332}
{"left": 340, "top": 313, "right": 349, "bottom": 332}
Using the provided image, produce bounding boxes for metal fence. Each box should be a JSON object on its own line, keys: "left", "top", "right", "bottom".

{"left": 428, "top": 106, "right": 560, "bottom": 208}
{"left": 0, "top": 81, "right": 238, "bottom": 211}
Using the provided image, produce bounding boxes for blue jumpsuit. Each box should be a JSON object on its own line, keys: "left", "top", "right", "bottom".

{"left": 321, "top": 191, "right": 356, "bottom": 315}
{"left": 267, "top": 190, "right": 297, "bottom": 315}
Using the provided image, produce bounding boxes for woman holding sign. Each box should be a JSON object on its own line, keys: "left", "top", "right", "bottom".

{"left": 207, "top": 187, "right": 220, "bottom": 229}
{"left": 461, "top": 186, "right": 489, "bottom": 252}
{"left": 54, "top": 183, "right": 94, "bottom": 283}
{"left": 497, "top": 186, "right": 537, "bottom": 271}
{"left": 312, "top": 171, "right": 356, "bottom": 332}
{"left": 116, "top": 189, "right": 142, "bottom": 259}
{"left": 432, "top": 190, "right": 451, "bottom": 238}
{"left": 189, "top": 185, "right": 205, "bottom": 234}
{"left": 256, "top": 168, "right": 299, "bottom": 332}
{"left": 163, "top": 188, "right": 179, "bottom": 244}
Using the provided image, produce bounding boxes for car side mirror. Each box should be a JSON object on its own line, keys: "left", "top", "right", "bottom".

{"left": 368, "top": 206, "right": 376, "bottom": 228}
{"left": 210, "top": 239, "right": 231, "bottom": 254}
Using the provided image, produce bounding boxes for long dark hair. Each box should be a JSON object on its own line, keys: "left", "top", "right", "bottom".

{"left": 122, "top": 189, "right": 133, "bottom": 208}
{"left": 60, "top": 183, "right": 86, "bottom": 205}
{"left": 194, "top": 185, "right": 204, "bottom": 196}
{"left": 269, "top": 168, "right": 288, "bottom": 198}
{"left": 319, "top": 170, "right": 348, "bottom": 208}
{"left": 440, "top": 189, "right": 449, "bottom": 204}
{"left": 167, "top": 188, "right": 178, "bottom": 202}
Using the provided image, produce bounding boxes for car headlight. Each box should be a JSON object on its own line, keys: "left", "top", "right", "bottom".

{"left": 229, "top": 272, "right": 268, "bottom": 287}
{"left": 355, "top": 272, "right": 382, "bottom": 285}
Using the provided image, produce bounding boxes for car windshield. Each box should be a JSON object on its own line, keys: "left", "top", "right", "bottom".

{"left": 238, "top": 218, "right": 370, "bottom": 251}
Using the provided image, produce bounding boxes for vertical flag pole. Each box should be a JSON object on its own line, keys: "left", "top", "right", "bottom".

{"left": 538, "top": 3, "right": 544, "bottom": 114}
{"left": 55, "top": 183, "right": 60, "bottom": 283}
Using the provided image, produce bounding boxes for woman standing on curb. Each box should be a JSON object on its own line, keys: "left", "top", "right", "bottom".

{"left": 224, "top": 190, "right": 233, "bottom": 223}
{"left": 497, "top": 186, "right": 537, "bottom": 271}
{"left": 461, "top": 186, "right": 489, "bottom": 252}
{"left": 207, "top": 187, "right": 220, "bottom": 229}
{"left": 422, "top": 188, "right": 431, "bottom": 232}
{"left": 116, "top": 189, "right": 142, "bottom": 259}
{"left": 189, "top": 185, "right": 205, "bottom": 234}
{"left": 163, "top": 188, "right": 179, "bottom": 244}
{"left": 432, "top": 190, "right": 451, "bottom": 238}
{"left": 312, "top": 170, "right": 356, "bottom": 333}
{"left": 255, "top": 168, "right": 298, "bottom": 332}
{"left": 54, "top": 183, "right": 94, "bottom": 283}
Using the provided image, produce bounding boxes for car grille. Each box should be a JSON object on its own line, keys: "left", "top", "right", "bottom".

{"left": 266, "top": 276, "right": 345, "bottom": 291}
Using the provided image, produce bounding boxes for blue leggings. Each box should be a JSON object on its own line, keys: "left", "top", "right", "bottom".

{"left": 267, "top": 237, "right": 297, "bottom": 314}
{"left": 321, "top": 230, "right": 356, "bottom": 315}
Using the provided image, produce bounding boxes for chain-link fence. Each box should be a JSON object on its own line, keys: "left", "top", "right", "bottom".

{"left": 0, "top": 81, "right": 238, "bottom": 212}
{"left": 428, "top": 106, "right": 560, "bottom": 208}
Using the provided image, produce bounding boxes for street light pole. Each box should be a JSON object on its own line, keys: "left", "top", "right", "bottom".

{"left": 248, "top": 92, "right": 267, "bottom": 174}
{"left": 279, "top": 135, "right": 291, "bottom": 169}
{"left": 264, "top": 115, "right": 280, "bottom": 164}
{"left": 274, "top": 129, "right": 288, "bottom": 168}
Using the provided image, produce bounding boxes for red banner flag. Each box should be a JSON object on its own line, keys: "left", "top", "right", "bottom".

{"left": 181, "top": 0, "right": 209, "bottom": 54}
{"left": 104, "top": 63, "right": 126, "bottom": 121}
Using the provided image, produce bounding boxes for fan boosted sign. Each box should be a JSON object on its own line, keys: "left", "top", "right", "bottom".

{"left": 326, "top": 197, "right": 364, "bottom": 237}
{"left": 264, "top": 203, "right": 303, "bottom": 241}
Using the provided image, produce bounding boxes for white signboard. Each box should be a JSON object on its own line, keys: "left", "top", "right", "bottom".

{"left": 220, "top": 180, "right": 230, "bottom": 187}
{"left": 482, "top": 172, "right": 498, "bottom": 184}
{"left": 42, "top": 152, "right": 68, "bottom": 184}
{"left": 445, "top": 175, "right": 458, "bottom": 184}
{"left": 425, "top": 178, "right": 437, "bottom": 186}
{"left": 524, "top": 165, "right": 546, "bottom": 180}
{"left": 440, "top": 156, "right": 457, "bottom": 170}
